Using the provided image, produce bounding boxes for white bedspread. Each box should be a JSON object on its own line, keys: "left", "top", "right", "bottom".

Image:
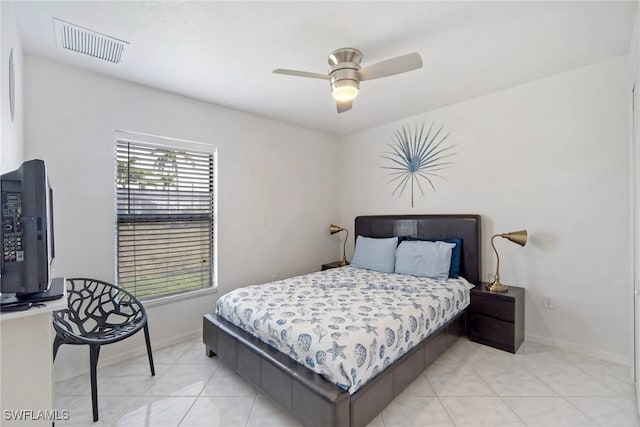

{"left": 216, "top": 266, "right": 473, "bottom": 394}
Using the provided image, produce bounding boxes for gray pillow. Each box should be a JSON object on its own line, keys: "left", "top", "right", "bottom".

{"left": 395, "top": 240, "right": 455, "bottom": 279}
{"left": 350, "top": 236, "right": 398, "bottom": 273}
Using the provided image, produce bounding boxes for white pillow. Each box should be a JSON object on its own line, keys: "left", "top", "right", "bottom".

{"left": 395, "top": 240, "right": 455, "bottom": 279}
{"left": 350, "top": 236, "right": 398, "bottom": 273}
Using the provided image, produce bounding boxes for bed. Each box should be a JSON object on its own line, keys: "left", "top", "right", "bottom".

{"left": 203, "top": 214, "right": 481, "bottom": 427}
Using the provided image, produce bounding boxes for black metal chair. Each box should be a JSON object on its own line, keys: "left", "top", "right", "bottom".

{"left": 52, "top": 278, "right": 155, "bottom": 422}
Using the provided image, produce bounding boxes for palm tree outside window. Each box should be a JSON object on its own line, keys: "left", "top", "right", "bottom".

{"left": 115, "top": 137, "right": 216, "bottom": 300}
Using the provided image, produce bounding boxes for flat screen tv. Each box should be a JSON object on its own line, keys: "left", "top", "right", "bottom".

{"left": 0, "top": 159, "right": 55, "bottom": 300}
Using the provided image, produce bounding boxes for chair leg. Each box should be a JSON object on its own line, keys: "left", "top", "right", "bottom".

{"left": 89, "top": 345, "right": 101, "bottom": 422}
{"left": 143, "top": 324, "right": 155, "bottom": 376}
{"left": 53, "top": 335, "right": 63, "bottom": 361}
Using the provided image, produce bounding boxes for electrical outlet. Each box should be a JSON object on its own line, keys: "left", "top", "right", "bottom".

{"left": 543, "top": 295, "right": 555, "bottom": 309}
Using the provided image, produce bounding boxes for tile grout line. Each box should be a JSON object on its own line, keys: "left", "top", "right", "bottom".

{"left": 110, "top": 342, "right": 198, "bottom": 427}
{"left": 562, "top": 360, "right": 630, "bottom": 427}
{"left": 55, "top": 338, "right": 638, "bottom": 427}
{"left": 487, "top": 356, "right": 631, "bottom": 427}
{"left": 459, "top": 360, "right": 527, "bottom": 426}
{"left": 114, "top": 341, "right": 208, "bottom": 427}
{"left": 243, "top": 394, "right": 259, "bottom": 427}
{"left": 424, "top": 372, "right": 457, "bottom": 426}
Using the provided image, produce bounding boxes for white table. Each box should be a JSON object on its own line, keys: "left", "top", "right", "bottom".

{"left": 0, "top": 285, "right": 66, "bottom": 426}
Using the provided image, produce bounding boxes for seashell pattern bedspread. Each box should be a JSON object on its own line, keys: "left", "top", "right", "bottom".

{"left": 215, "top": 266, "right": 473, "bottom": 394}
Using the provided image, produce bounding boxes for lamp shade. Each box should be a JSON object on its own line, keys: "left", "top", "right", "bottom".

{"left": 502, "top": 230, "right": 527, "bottom": 247}
{"left": 329, "top": 224, "right": 345, "bottom": 235}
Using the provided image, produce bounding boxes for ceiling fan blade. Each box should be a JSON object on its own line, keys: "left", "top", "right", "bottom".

{"left": 358, "top": 53, "right": 423, "bottom": 81}
{"left": 273, "top": 68, "right": 330, "bottom": 80}
{"left": 337, "top": 100, "right": 353, "bottom": 113}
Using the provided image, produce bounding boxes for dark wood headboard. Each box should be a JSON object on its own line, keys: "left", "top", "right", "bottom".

{"left": 354, "top": 215, "right": 481, "bottom": 285}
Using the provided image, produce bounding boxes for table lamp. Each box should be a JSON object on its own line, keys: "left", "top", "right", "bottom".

{"left": 329, "top": 224, "right": 349, "bottom": 267}
{"left": 487, "top": 229, "right": 527, "bottom": 293}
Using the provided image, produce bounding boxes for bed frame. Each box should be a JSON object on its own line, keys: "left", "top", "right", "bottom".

{"left": 203, "top": 214, "right": 481, "bottom": 427}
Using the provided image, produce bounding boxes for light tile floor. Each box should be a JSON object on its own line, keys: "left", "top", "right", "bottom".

{"left": 54, "top": 338, "right": 640, "bottom": 426}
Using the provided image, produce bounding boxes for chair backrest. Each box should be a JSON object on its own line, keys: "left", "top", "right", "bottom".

{"left": 54, "top": 278, "right": 147, "bottom": 340}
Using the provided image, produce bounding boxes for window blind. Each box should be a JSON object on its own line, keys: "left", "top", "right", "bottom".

{"left": 116, "top": 140, "right": 215, "bottom": 300}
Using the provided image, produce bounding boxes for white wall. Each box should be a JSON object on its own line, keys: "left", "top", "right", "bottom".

{"left": 17, "top": 39, "right": 634, "bottom": 372}
{"left": 0, "top": 2, "right": 24, "bottom": 173}
{"left": 339, "top": 56, "right": 632, "bottom": 362}
{"left": 629, "top": 0, "right": 640, "bottom": 404}
{"left": 24, "top": 56, "right": 341, "bottom": 378}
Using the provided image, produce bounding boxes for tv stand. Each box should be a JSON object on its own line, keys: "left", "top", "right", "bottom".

{"left": 1, "top": 277, "right": 65, "bottom": 306}
{"left": 0, "top": 301, "right": 35, "bottom": 312}
{"left": 0, "top": 279, "right": 66, "bottom": 425}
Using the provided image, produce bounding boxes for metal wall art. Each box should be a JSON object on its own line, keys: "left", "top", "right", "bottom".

{"left": 381, "top": 122, "right": 455, "bottom": 208}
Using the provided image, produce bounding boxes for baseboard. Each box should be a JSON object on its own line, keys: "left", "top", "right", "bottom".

{"left": 54, "top": 328, "right": 202, "bottom": 381}
{"left": 525, "top": 332, "right": 629, "bottom": 367}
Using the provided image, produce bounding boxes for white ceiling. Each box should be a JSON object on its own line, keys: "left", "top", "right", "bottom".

{"left": 12, "top": 1, "right": 638, "bottom": 136}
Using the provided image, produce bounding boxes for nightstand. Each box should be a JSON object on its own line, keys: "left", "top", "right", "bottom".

{"left": 321, "top": 262, "right": 344, "bottom": 271}
{"left": 468, "top": 283, "right": 524, "bottom": 353}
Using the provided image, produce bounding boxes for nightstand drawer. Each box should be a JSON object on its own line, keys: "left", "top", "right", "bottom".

{"left": 470, "top": 293, "right": 514, "bottom": 322}
{"left": 469, "top": 313, "right": 516, "bottom": 353}
{"left": 469, "top": 284, "right": 524, "bottom": 353}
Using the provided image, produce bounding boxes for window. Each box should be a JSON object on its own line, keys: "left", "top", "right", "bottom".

{"left": 115, "top": 136, "right": 216, "bottom": 301}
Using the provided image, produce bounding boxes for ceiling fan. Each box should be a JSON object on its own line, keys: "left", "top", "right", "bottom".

{"left": 273, "top": 48, "right": 423, "bottom": 113}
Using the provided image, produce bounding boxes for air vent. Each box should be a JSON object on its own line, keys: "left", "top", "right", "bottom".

{"left": 53, "top": 18, "right": 128, "bottom": 64}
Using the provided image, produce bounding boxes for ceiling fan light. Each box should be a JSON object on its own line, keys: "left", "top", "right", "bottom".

{"left": 332, "top": 83, "right": 359, "bottom": 102}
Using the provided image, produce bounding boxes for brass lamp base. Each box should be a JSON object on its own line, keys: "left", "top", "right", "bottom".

{"left": 486, "top": 280, "right": 509, "bottom": 293}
